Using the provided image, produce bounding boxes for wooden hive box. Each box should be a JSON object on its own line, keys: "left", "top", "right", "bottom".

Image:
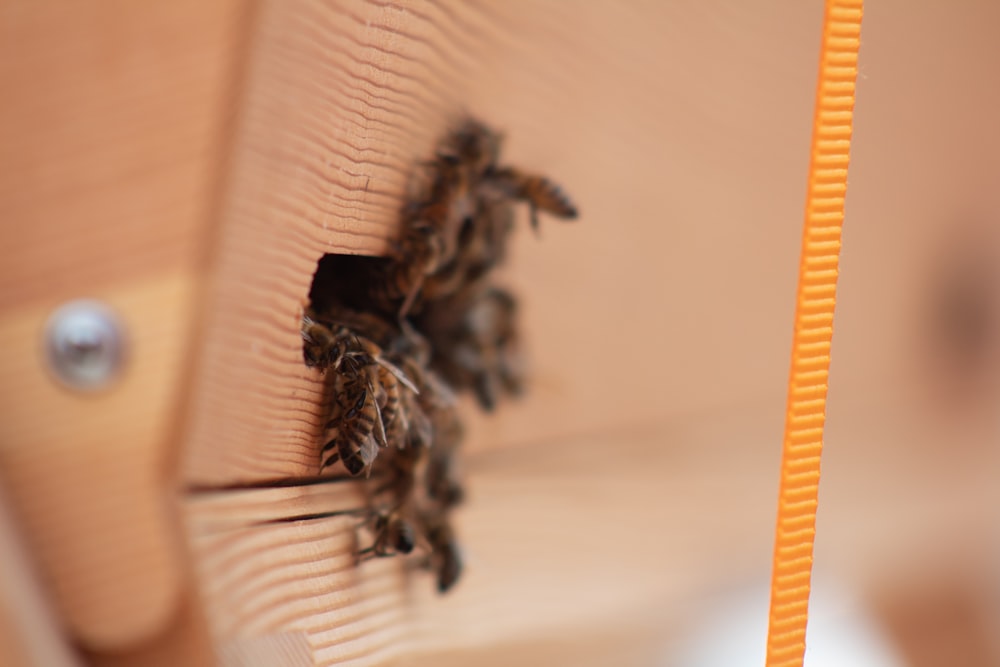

{"left": 2, "top": 1, "right": 1000, "bottom": 665}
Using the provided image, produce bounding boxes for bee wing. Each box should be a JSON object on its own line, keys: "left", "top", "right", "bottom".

{"left": 377, "top": 358, "right": 419, "bottom": 395}
{"left": 387, "top": 395, "right": 410, "bottom": 449}
{"left": 369, "top": 380, "right": 389, "bottom": 449}
{"left": 418, "top": 369, "right": 457, "bottom": 409}
{"left": 408, "top": 402, "right": 433, "bottom": 450}
{"left": 360, "top": 434, "right": 380, "bottom": 479}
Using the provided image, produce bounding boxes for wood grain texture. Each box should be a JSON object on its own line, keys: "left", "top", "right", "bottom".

{"left": 0, "top": 0, "right": 246, "bottom": 653}
{"left": 178, "top": 0, "right": 828, "bottom": 487}
{"left": 184, "top": 390, "right": 1000, "bottom": 665}
{"left": 172, "top": 0, "right": 1000, "bottom": 484}
{"left": 186, "top": 481, "right": 416, "bottom": 667}
{"left": 5, "top": 0, "right": 1000, "bottom": 663}
{"left": 218, "top": 632, "right": 315, "bottom": 667}
{"left": 185, "top": 406, "right": 787, "bottom": 665}
{"left": 0, "top": 1, "right": 238, "bottom": 311}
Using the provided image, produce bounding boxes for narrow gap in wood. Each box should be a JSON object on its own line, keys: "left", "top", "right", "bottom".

{"left": 185, "top": 474, "right": 361, "bottom": 495}
{"left": 248, "top": 509, "right": 368, "bottom": 527}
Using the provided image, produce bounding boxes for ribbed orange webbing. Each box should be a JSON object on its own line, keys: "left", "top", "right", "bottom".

{"left": 765, "top": 2, "right": 863, "bottom": 666}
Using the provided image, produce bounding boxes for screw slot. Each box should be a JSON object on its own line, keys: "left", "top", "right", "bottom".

{"left": 44, "top": 300, "right": 126, "bottom": 392}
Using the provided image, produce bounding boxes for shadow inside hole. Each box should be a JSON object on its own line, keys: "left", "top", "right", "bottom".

{"left": 308, "top": 252, "right": 393, "bottom": 316}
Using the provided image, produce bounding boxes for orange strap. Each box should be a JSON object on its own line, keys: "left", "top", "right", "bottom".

{"left": 765, "top": 2, "right": 863, "bottom": 666}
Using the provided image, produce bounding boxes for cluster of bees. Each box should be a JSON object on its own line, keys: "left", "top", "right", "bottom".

{"left": 302, "top": 118, "right": 577, "bottom": 593}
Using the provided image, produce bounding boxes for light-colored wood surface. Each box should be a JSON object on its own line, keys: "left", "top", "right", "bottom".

{"left": 217, "top": 632, "right": 315, "bottom": 667}
{"left": 186, "top": 481, "right": 416, "bottom": 666}
{"left": 832, "top": 0, "right": 1000, "bottom": 411}
{"left": 0, "top": 273, "right": 194, "bottom": 649}
{"left": 177, "top": 0, "right": 829, "bottom": 486}
{"left": 4, "top": 0, "right": 1000, "bottom": 664}
{"left": 179, "top": 0, "right": 1000, "bottom": 662}
{"left": 0, "top": 0, "right": 247, "bottom": 655}
{"left": 185, "top": 406, "right": 783, "bottom": 666}
{"left": 84, "top": 591, "right": 218, "bottom": 667}
{"left": 186, "top": 392, "right": 1000, "bottom": 665}
{"left": 0, "top": 483, "right": 82, "bottom": 667}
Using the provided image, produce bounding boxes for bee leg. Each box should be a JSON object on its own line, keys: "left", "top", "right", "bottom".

{"left": 434, "top": 151, "right": 461, "bottom": 166}
{"left": 387, "top": 236, "right": 408, "bottom": 260}
{"left": 371, "top": 388, "right": 388, "bottom": 449}
{"left": 357, "top": 541, "right": 395, "bottom": 559}
{"left": 320, "top": 449, "right": 341, "bottom": 470}
{"left": 356, "top": 547, "right": 378, "bottom": 562}
{"left": 377, "top": 357, "right": 419, "bottom": 394}
{"left": 474, "top": 373, "right": 499, "bottom": 412}
{"left": 529, "top": 204, "right": 541, "bottom": 235}
{"left": 320, "top": 434, "right": 339, "bottom": 454}
{"left": 398, "top": 279, "right": 423, "bottom": 321}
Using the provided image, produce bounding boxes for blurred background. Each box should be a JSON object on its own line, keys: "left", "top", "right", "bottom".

{"left": 2, "top": 1, "right": 999, "bottom": 665}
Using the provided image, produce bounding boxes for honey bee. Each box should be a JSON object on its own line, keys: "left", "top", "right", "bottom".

{"left": 425, "top": 440, "right": 465, "bottom": 509}
{"left": 375, "top": 362, "right": 404, "bottom": 444}
{"left": 372, "top": 427, "right": 425, "bottom": 507}
{"left": 486, "top": 289, "right": 526, "bottom": 399}
{"left": 417, "top": 121, "right": 577, "bottom": 307}
{"left": 482, "top": 166, "right": 578, "bottom": 232}
{"left": 305, "top": 313, "right": 418, "bottom": 475}
{"left": 316, "top": 306, "right": 432, "bottom": 370}
{"left": 377, "top": 333, "right": 437, "bottom": 453}
{"left": 417, "top": 196, "right": 515, "bottom": 306}
{"left": 420, "top": 376, "right": 465, "bottom": 507}
{"left": 370, "top": 356, "right": 463, "bottom": 511}
{"left": 439, "top": 117, "right": 503, "bottom": 179}
{"left": 401, "top": 385, "right": 433, "bottom": 451}
{"left": 444, "top": 117, "right": 576, "bottom": 233}
{"left": 352, "top": 118, "right": 574, "bottom": 319}
{"left": 302, "top": 118, "right": 580, "bottom": 595}
{"left": 305, "top": 311, "right": 419, "bottom": 392}
{"left": 358, "top": 508, "right": 417, "bottom": 559}
{"left": 389, "top": 154, "right": 476, "bottom": 318}
{"left": 302, "top": 314, "right": 353, "bottom": 371}
{"left": 320, "top": 373, "right": 385, "bottom": 477}
{"left": 386, "top": 341, "right": 455, "bottom": 442}
{"left": 418, "top": 285, "right": 524, "bottom": 412}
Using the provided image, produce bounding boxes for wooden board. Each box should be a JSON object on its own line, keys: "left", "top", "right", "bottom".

{"left": 178, "top": 0, "right": 829, "bottom": 487}
{"left": 175, "top": 1, "right": 1000, "bottom": 661}
{"left": 0, "top": 0, "right": 248, "bottom": 654}
{"left": 5, "top": 0, "right": 1000, "bottom": 664}
{"left": 185, "top": 391, "right": 1000, "bottom": 665}
{"left": 185, "top": 406, "right": 784, "bottom": 666}
{"left": 0, "top": 483, "right": 81, "bottom": 667}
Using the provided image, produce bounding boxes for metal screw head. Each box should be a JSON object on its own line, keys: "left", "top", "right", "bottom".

{"left": 44, "top": 300, "right": 126, "bottom": 391}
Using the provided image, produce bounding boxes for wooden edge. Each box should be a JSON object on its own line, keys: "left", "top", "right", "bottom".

{"left": 0, "top": 482, "right": 83, "bottom": 667}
